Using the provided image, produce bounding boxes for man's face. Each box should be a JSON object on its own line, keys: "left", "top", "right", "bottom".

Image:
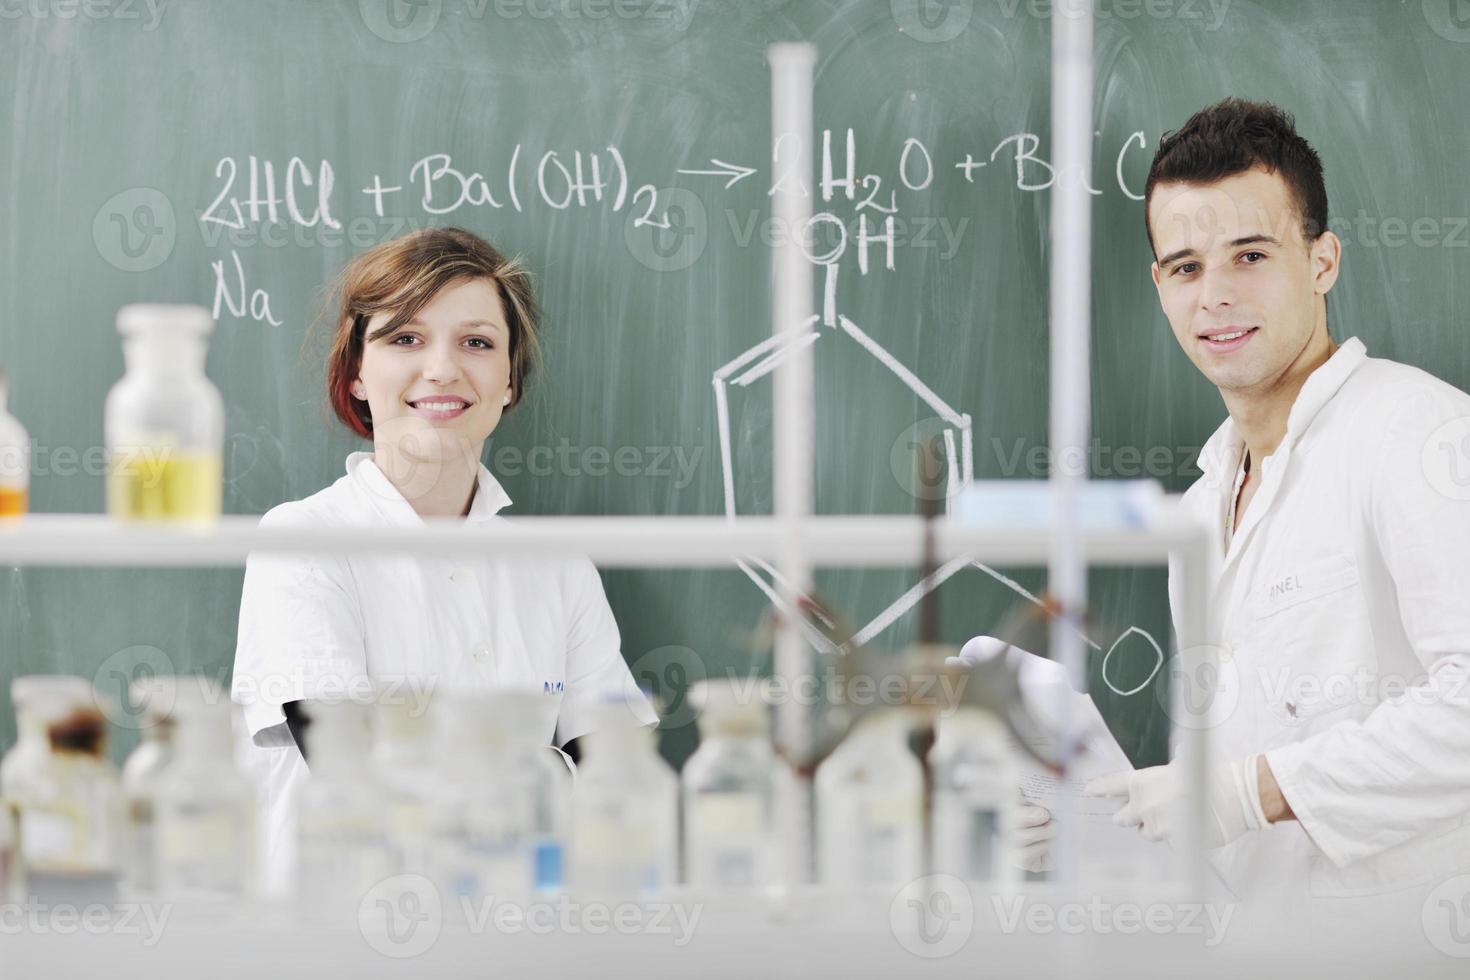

{"left": 1148, "top": 166, "right": 1339, "bottom": 395}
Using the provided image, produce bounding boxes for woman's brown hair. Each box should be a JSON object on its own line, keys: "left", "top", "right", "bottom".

{"left": 324, "top": 227, "right": 541, "bottom": 438}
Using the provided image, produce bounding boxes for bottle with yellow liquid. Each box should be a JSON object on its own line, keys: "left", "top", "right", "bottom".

{"left": 0, "top": 369, "right": 28, "bottom": 519}
{"left": 105, "top": 305, "right": 223, "bottom": 523}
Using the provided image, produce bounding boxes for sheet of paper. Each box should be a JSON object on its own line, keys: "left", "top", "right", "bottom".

{"left": 998, "top": 645, "right": 1168, "bottom": 875}
{"left": 1007, "top": 648, "right": 1132, "bottom": 804}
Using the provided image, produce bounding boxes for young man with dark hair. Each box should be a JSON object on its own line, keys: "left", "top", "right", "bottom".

{"left": 1085, "top": 98, "right": 1470, "bottom": 918}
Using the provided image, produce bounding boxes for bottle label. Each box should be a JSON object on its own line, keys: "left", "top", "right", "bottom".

{"left": 534, "top": 840, "right": 563, "bottom": 892}
{"left": 694, "top": 795, "right": 761, "bottom": 837}
{"left": 690, "top": 796, "right": 765, "bottom": 887}
{"left": 20, "top": 808, "right": 77, "bottom": 864}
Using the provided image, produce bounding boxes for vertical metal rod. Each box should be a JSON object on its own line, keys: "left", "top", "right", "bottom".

{"left": 1047, "top": 0, "right": 1094, "bottom": 886}
{"left": 768, "top": 41, "right": 816, "bottom": 886}
{"left": 1173, "top": 525, "right": 1216, "bottom": 898}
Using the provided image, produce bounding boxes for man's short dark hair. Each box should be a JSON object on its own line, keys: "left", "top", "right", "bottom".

{"left": 1144, "top": 98, "right": 1328, "bottom": 259}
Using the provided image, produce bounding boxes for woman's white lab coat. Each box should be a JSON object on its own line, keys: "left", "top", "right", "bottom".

{"left": 230, "top": 451, "right": 656, "bottom": 894}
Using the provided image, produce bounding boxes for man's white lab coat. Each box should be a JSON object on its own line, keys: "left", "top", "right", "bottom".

{"left": 1167, "top": 337, "right": 1470, "bottom": 909}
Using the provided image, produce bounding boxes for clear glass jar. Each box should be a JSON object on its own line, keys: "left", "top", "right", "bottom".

{"left": 119, "top": 678, "right": 178, "bottom": 898}
{"left": 0, "top": 370, "right": 29, "bottom": 518}
{"left": 294, "top": 699, "right": 392, "bottom": 922}
{"left": 0, "top": 676, "right": 122, "bottom": 905}
{"left": 151, "top": 678, "right": 255, "bottom": 907}
{"left": 570, "top": 700, "right": 676, "bottom": 897}
{"left": 929, "top": 706, "right": 1017, "bottom": 884}
{"left": 522, "top": 709, "right": 570, "bottom": 896}
{"left": 680, "top": 678, "right": 774, "bottom": 890}
{"left": 428, "top": 691, "right": 563, "bottom": 903}
{"left": 105, "top": 303, "right": 223, "bottom": 522}
{"left": 374, "top": 699, "right": 436, "bottom": 878}
{"left": 816, "top": 707, "right": 923, "bottom": 887}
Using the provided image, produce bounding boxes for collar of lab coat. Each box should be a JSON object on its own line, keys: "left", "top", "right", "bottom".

{"left": 1194, "top": 336, "right": 1369, "bottom": 477}
{"left": 344, "top": 450, "right": 513, "bottom": 526}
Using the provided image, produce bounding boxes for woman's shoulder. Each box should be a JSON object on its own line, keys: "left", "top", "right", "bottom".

{"left": 257, "top": 470, "right": 362, "bottom": 530}
{"left": 535, "top": 552, "right": 610, "bottom": 607}
{"left": 487, "top": 551, "right": 604, "bottom": 606}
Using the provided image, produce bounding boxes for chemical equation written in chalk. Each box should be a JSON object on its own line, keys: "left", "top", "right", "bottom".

{"left": 195, "top": 127, "right": 1152, "bottom": 326}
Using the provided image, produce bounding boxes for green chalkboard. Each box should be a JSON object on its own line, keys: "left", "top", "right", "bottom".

{"left": 3, "top": 0, "right": 1469, "bottom": 771}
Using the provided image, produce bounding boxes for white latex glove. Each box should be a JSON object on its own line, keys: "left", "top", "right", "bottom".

{"left": 1016, "top": 802, "right": 1056, "bottom": 872}
{"left": 957, "top": 635, "right": 1013, "bottom": 664}
{"left": 1084, "top": 755, "right": 1268, "bottom": 849}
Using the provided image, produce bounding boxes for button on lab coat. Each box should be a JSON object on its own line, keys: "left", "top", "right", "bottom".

{"left": 230, "top": 452, "right": 657, "bottom": 893}
{"left": 1167, "top": 337, "right": 1470, "bottom": 906}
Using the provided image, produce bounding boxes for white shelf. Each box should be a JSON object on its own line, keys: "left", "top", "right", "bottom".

{"left": 0, "top": 500, "right": 1205, "bottom": 568}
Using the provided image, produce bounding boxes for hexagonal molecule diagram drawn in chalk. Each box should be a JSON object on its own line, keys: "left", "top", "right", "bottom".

{"left": 709, "top": 213, "right": 1163, "bottom": 699}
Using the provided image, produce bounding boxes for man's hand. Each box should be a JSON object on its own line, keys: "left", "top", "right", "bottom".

{"left": 1084, "top": 754, "right": 1271, "bottom": 849}
{"left": 1255, "top": 755, "right": 1295, "bottom": 823}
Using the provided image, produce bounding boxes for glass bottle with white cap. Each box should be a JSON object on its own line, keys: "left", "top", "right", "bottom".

{"left": 428, "top": 690, "right": 565, "bottom": 901}
{"left": 0, "top": 368, "right": 29, "bottom": 518}
{"left": 105, "top": 303, "right": 223, "bottom": 522}
{"left": 570, "top": 697, "right": 675, "bottom": 896}
{"left": 150, "top": 677, "right": 256, "bottom": 906}
{"left": 294, "top": 699, "right": 392, "bottom": 920}
{"left": 816, "top": 706, "right": 924, "bottom": 887}
{"left": 0, "top": 675, "right": 122, "bottom": 905}
{"left": 517, "top": 694, "right": 571, "bottom": 895}
{"left": 374, "top": 698, "right": 436, "bottom": 877}
{"left": 119, "top": 676, "right": 179, "bottom": 898}
{"left": 929, "top": 705, "right": 1018, "bottom": 883}
{"left": 680, "top": 677, "right": 775, "bottom": 890}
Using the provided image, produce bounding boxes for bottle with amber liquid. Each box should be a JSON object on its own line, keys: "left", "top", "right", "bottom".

{"left": 105, "top": 305, "right": 223, "bottom": 523}
{"left": 0, "top": 368, "right": 28, "bottom": 518}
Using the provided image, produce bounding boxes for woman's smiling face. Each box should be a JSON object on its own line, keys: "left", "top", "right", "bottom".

{"left": 352, "top": 277, "right": 513, "bottom": 463}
